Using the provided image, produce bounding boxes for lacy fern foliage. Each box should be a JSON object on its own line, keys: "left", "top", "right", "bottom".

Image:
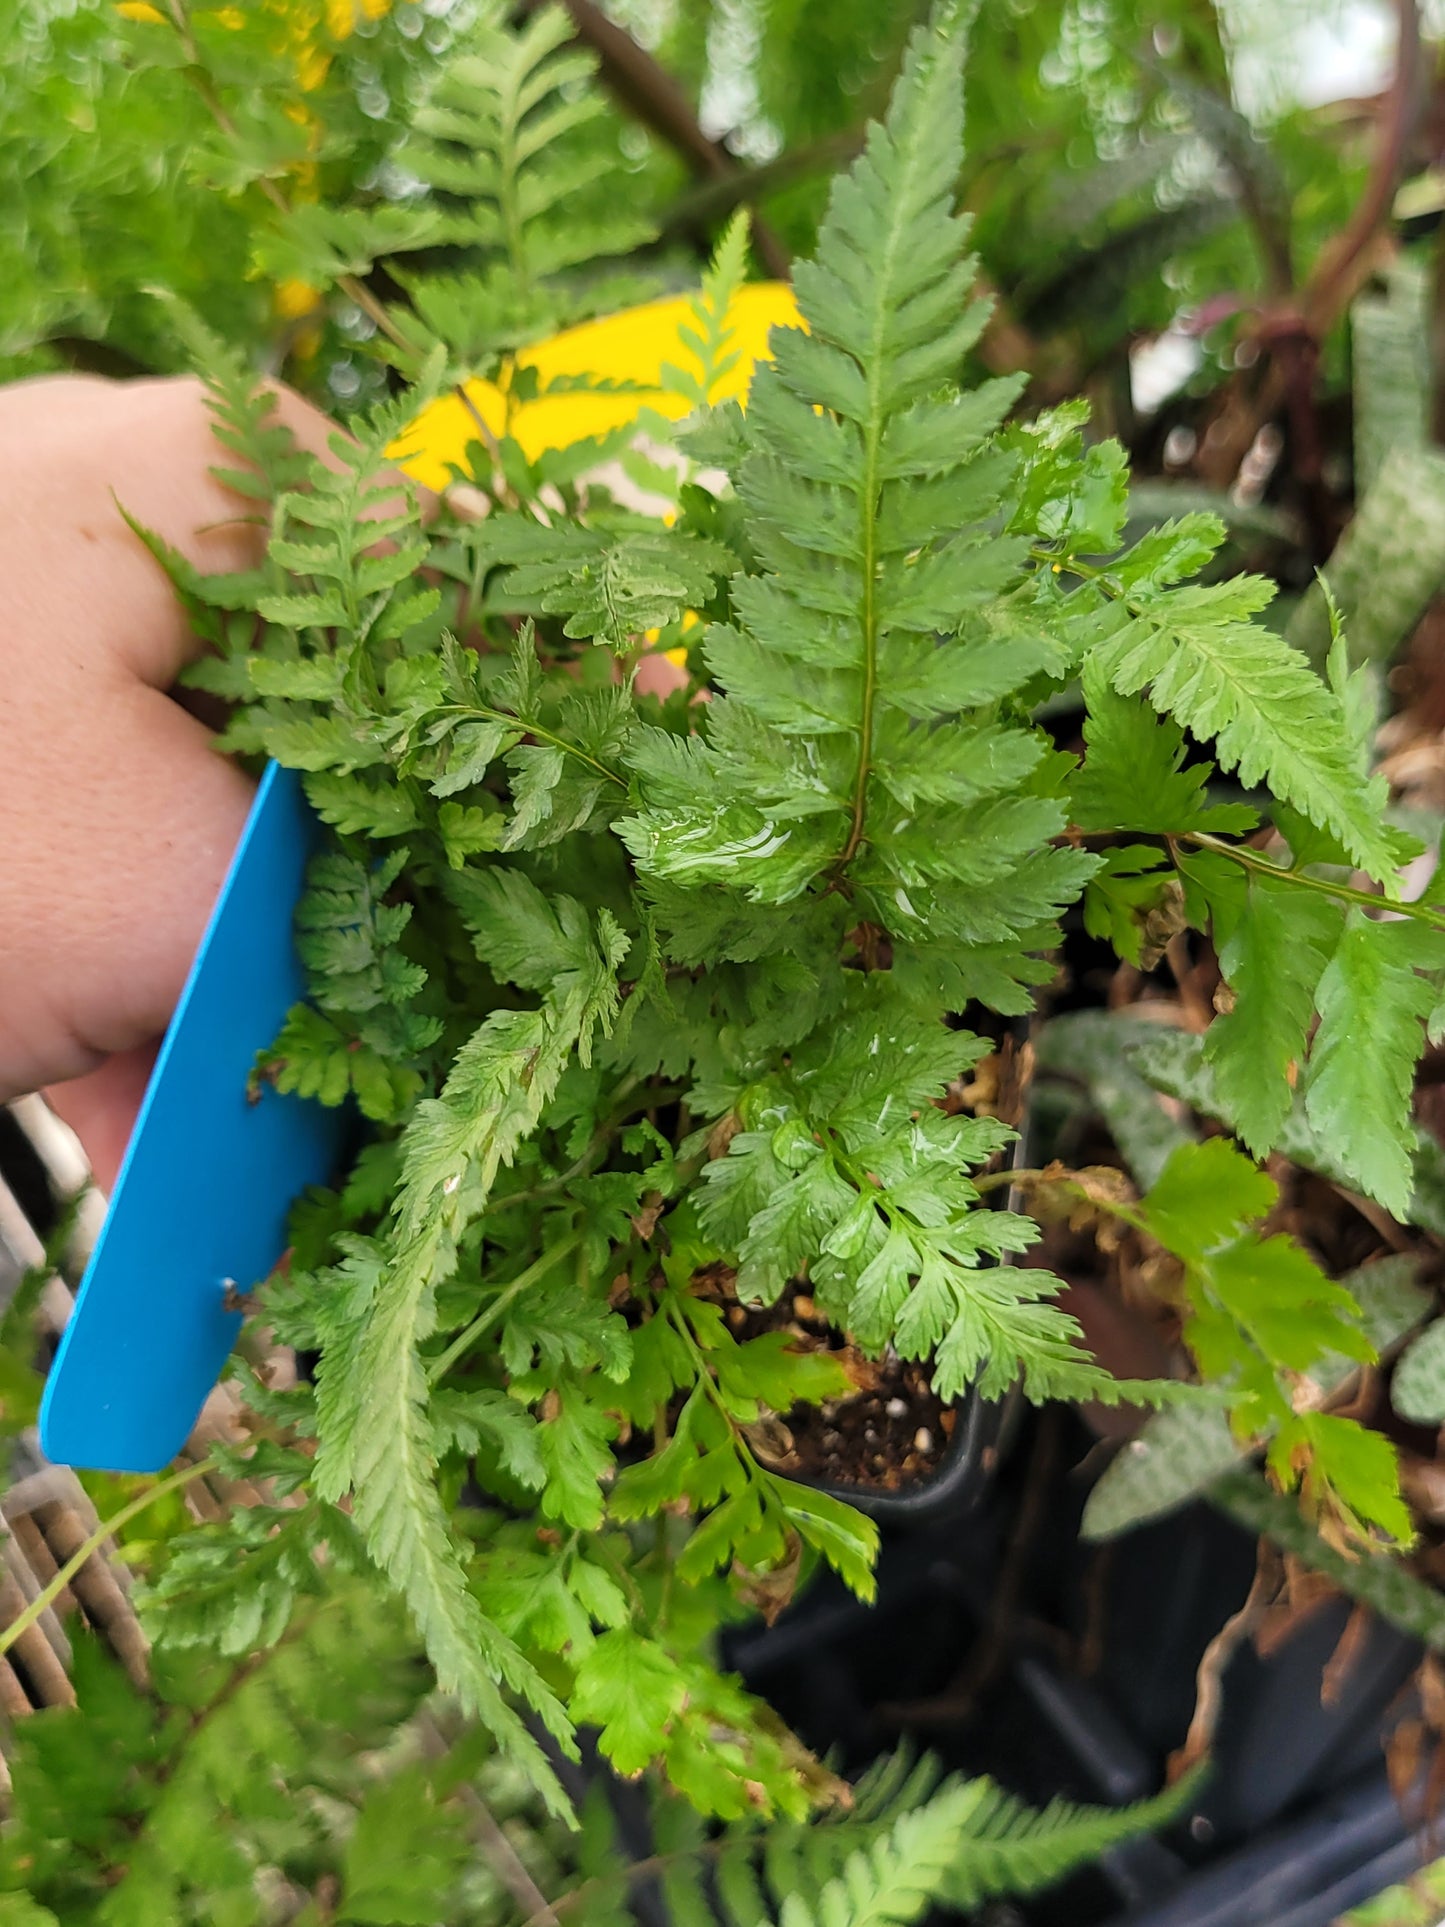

{"left": 120, "top": 0, "right": 1445, "bottom": 1826}
{"left": 0, "top": 1612, "right": 1188, "bottom": 1927}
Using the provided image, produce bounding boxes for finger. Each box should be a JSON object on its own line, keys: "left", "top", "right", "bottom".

{"left": 0, "top": 683, "right": 255, "bottom": 1098}
{"left": 43, "top": 1044, "right": 158, "bottom": 1194}
{"left": 634, "top": 651, "right": 692, "bottom": 699}
{"left": 0, "top": 375, "right": 340, "bottom": 693}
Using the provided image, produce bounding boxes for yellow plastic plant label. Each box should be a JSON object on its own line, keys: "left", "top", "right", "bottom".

{"left": 392, "top": 282, "right": 801, "bottom": 490}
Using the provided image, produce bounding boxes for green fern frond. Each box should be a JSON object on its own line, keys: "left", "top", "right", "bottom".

{"left": 658, "top": 206, "right": 756, "bottom": 414}
{"left": 626, "top": 0, "right": 1063, "bottom": 951}
{"left": 106, "top": 0, "right": 1445, "bottom": 1839}
{"left": 2, "top": 1580, "right": 435, "bottom": 1923}
{"left": 588, "top": 1749, "right": 1192, "bottom": 1927}
{"left": 483, "top": 520, "right": 734, "bottom": 654}
{"left": 794, "top": 1780, "right": 996, "bottom": 1927}
{"left": 312, "top": 901, "right": 628, "bottom": 1814}
{"left": 934, "top": 1772, "right": 1196, "bottom": 1909}
{"left": 151, "top": 291, "right": 312, "bottom": 502}
{"left": 463, "top": 206, "right": 760, "bottom": 644}
{"left": 395, "top": 1, "right": 655, "bottom": 364}
{"left": 611, "top": 1, "right": 1113, "bottom": 1402}
{"left": 1085, "top": 575, "right": 1399, "bottom": 881}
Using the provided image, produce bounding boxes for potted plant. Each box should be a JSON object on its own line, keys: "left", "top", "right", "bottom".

{"left": 4, "top": 4, "right": 1445, "bottom": 1911}
{"left": 78, "top": 0, "right": 1434, "bottom": 1834}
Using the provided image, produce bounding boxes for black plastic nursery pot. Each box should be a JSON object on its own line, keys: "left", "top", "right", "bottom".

{"left": 724, "top": 1405, "right": 1430, "bottom": 1927}
{"left": 811, "top": 1379, "right": 1012, "bottom": 1529}
{"left": 729, "top": 1272, "right": 1014, "bottom": 1530}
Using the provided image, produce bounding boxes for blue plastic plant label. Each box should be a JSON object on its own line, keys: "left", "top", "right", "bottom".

{"left": 40, "top": 762, "right": 347, "bottom": 1474}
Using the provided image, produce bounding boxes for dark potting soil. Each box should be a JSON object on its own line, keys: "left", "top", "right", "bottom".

{"left": 716, "top": 1275, "right": 953, "bottom": 1490}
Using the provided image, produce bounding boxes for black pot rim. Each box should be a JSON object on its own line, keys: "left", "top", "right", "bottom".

{"left": 805, "top": 1375, "right": 1008, "bottom": 1523}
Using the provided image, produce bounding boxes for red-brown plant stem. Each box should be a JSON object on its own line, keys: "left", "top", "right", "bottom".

{"left": 1196, "top": 0, "right": 1421, "bottom": 512}
{"left": 517, "top": 0, "right": 793, "bottom": 278}
{"left": 1303, "top": 0, "right": 1423, "bottom": 334}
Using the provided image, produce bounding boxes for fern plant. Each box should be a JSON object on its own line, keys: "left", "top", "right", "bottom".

{"left": 91, "top": 0, "right": 1445, "bottom": 1830}
{"left": 387, "top": 1, "right": 657, "bottom": 366}
{"left": 0, "top": 1579, "right": 1192, "bottom": 1927}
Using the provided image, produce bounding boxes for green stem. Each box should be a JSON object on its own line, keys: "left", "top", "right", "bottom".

{"left": 498, "top": 120, "right": 530, "bottom": 302}
{"left": 508, "top": 713, "right": 627, "bottom": 789}
{"left": 1179, "top": 831, "right": 1445, "bottom": 930}
{"left": 973, "top": 1164, "right": 1043, "bottom": 1195}
{"left": 475, "top": 1150, "right": 606, "bottom": 1224}
{"left": 0, "top": 1459, "right": 214, "bottom": 1660}
{"left": 1031, "top": 546, "right": 1104, "bottom": 580}
{"left": 456, "top": 388, "right": 509, "bottom": 498}
{"left": 975, "top": 1166, "right": 1157, "bottom": 1256}
{"left": 584, "top": 1531, "right": 647, "bottom": 1618}
{"left": 428, "top": 1234, "right": 583, "bottom": 1384}
{"left": 521, "top": 1831, "right": 744, "bottom": 1927}
{"left": 837, "top": 454, "right": 881, "bottom": 868}
{"left": 475, "top": 1074, "right": 660, "bottom": 1223}
{"left": 424, "top": 703, "right": 628, "bottom": 791}
{"left": 663, "top": 1300, "right": 772, "bottom": 1492}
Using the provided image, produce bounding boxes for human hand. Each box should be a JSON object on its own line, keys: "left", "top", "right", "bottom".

{"left": 0, "top": 374, "right": 336, "bottom": 1189}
